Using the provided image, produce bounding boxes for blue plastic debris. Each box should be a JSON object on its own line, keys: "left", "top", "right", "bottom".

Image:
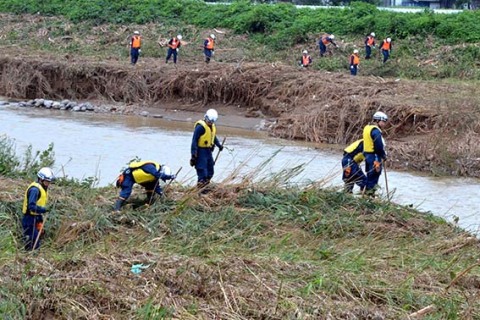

{"left": 131, "top": 263, "right": 149, "bottom": 274}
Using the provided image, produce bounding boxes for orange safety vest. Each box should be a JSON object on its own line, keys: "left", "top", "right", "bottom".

{"left": 131, "top": 35, "right": 141, "bottom": 49}
{"left": 169, "top": 38, "right": 180, "bottom": 49}
{"left": 381, "top": 40, "right": 391, "bottom": 51}
{"left": 366, "top": 36, "right": 375, "bottom": 46}
{"left": 350, "top": 54, "right": 359, "bottom": 65}
{"left": 205, "top": 38, "right": 214, "bottom": 50}
{"left": 302, "top": 55, "right": 311, "bottom": 66}
{"left": 321, "top": 36, "right": 331, "bottom": 45}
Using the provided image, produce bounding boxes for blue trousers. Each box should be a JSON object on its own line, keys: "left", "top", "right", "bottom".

{"left": 118, "top": 171, "right": 162, "bottom": 200}
{"left": 342, "top": 156, "right": 366, "bottom": 193}
{"left": 364, "top": 153, "right": 383, "bottom": 191}
{"left": 166, "top": 48, "right": 178, "bottom": 64}
{"left": 204, "top": 49, "right": 213, "bottom": 63}
{"left": 350, "top": 65, "right": 358, "bottom": 76}
{"left": 196, "top": 147, "right": 215, "bottom": 183}
{"left": 365, "top": 46, "right": 372, "bottom": 59}
{"left": 319, "top": 42, "right": 326, "bottom": 56}
{"left": 382, "top": 50, "right": 390, "bottom": 63}
{"left": 130, "top": 48, "right": 140, "bottom": 65}
{"left": 22, "top": 214, "right": 42, "bottom": 251}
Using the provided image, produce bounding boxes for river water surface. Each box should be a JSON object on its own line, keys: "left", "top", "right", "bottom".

{"left": 1, "top": 106, "right": 479, "bottom": 234}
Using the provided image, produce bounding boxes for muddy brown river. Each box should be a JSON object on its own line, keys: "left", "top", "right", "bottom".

{"left": 1, "top": 106, "right": 479, "bottom": 235}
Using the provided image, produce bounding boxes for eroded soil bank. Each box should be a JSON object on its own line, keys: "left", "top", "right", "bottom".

{"left": 1, "top": 51, "right": 479, "bottom": 177}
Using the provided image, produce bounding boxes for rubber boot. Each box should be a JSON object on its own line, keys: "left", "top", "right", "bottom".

{"left": 114, "top": 199, "right": 125, "bottom": 212}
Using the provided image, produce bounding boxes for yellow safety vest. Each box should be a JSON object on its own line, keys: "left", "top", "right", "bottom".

{"left": 22, "top": 182, "right": 48, "bottom": 215}
{"left": 195, "top": 120, "right": 216, "bottom": 148}
{"left": 344, "top": 139, "right": 365, "bottom": 163}
{"left": 363, "top": 124, "right": 381, "bottom": 153}
{"left": 129, "top": 161, "right": 160, "bottom": 184}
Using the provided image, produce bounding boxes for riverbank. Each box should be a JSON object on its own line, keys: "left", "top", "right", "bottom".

{"left": 1, "top": 175, "right": 479, "bottom": 318}
{"left": 1, "top": 51, "right": 480, "bottom": 178}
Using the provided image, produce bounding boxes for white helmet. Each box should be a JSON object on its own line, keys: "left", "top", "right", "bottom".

{"left": 330, "top": 34, "right": 335, "bottom": 39}
{"left": 210, "top": 34, "right": 216, "bottom": 39}
{"left": 205, "top": 109, "right": 218, "bottom": 123}
{"left": 353, "top": 49, "right": 359, "bottom": 54}
{"left": 177, "top": 34, "right": 182, "bottom": 40}
{"left": 386, "top": 37, "right": 392, "bottom": 43}
{"left": 373, "top": 111, "right": 388, "bottom": 122}
{"left": 302, "top": 50, "right": 308, "bottom": 54}
{"left": 37, "top": 167, "right": 55, "bottom": 182}
{"left": 160, "top": 165, "right": 172, "bottom": 176}
{"left": 133, "top": 31, "right": 140, "bottom": 35}
{"left": 370, "top": 32, "right": 375, "bottom": 37}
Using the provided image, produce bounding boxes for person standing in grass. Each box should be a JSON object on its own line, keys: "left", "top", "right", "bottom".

{"left": 363, "top": 111, "right": 388, "bottom": 197}
{"left": 22, "top": 167, "right": 55, "bottom": 251}
{"left": 129, "top": 30, "right": 142, "bottom": 65}
{"left": 166, "top": 34, "right": 182, "bottom": 65}
{"left": 299, "top": 50, "right": 312, "bottom": 68}
{"left": 350, "top": 49, "right": 360, "bottom": 76}
{"left": 380, "top": 37, "right": 392, "bottom": 64}
{"left": 190, "top": 109, "right": 224, "bottom": 191}
{"left": 114, "top": 161, "right": 176, "bottom": 212}
{"left": 342, "top": 139, "right": 367, "bottom": 193}
{"left": 364, "top": 32, "right": 376, "bottom": 59}
{"left": 318, "top": 33, "right": 337, "bottom": 57}
{"left": 204, "top": 34, "right": 216, "bottom": 64}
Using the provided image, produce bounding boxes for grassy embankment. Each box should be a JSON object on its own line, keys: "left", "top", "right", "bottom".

{"left": 0, "top": 137, "right": 479, "bottom": 319}
{"left": 0, "top": 1, "right": 479, "bottom": 80}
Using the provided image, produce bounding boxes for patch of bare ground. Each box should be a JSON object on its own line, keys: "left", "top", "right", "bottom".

{"left": 1, "top": 49, "right": 479, "bottom": 177}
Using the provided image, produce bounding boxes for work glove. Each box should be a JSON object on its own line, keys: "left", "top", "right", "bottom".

{"left": 190, "top": 155, "right": 197, "bottom": 167}
{"left": 211, "top": 50, "right": 215, "bottom": 56}
{"left": 138, "top": 49, "right": 142, "bottom": 54}
{"left": 350, "top": 65, "right": 354, "bottom": 69}
{"left": 169, "top": 174, "right": 176, "bottom": 180}
{"left": 176, "top": 48, "right": 179, "bottom": 52}
{"left": 218, "top": 145, "right": 224, "bottom": 152}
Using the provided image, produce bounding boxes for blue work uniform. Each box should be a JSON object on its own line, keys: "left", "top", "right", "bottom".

{"left": 22, "top": 182, "right": 48, "bottom": 251}
{"left": 342, "top": 139, "right": 367, "bottom": 193}
{"left": 191, "top": 120, "right": 222, "bottom": 184}
{"left": 118, "top": 162, "right": 171, "bottom": 201}
{"left": 363, "top": 124, "right": 387, "bottom": 193}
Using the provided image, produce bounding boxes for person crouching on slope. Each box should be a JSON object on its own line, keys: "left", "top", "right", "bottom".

{"left": 114, "top": 161, "right": 176, "bottom": 212}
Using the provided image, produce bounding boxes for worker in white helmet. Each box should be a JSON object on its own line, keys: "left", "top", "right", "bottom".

{"left": 22, "top": 167, "right": 55, "bottom": 250}
{"left": 129, "top": 30, "right": 142, "bottom": 65}
{"left": 166, "top": 34, "right": 183, "bottom": 64}
{"left": 364, "top": 32, "right": 376, "bottom": 59}
{"left": 204, "top": 34, "right": 216, "bottom": 63}
{"left": 190, "top": 109, "right": 224, "bottom": 191}
{"left": 318, "top": 33, "right": 337, "bottom": 57}
{"left": 363, "top": 111, "right": 389, "bottom": 196}
{"left": 380, "top": 37, "right": 393, "bottom": 63}
{"left": 299, "top": 50, "right": 312, "bottom": 68}
{"left": 349, "top": 49, "right": 360, "bottom": 76}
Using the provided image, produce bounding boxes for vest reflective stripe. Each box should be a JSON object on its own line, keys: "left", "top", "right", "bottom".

{"left": 129, "top": 161, "right": 160, "bottom": 184}
{"left": 351, "top": 54, "right": 360, "bottom": 65}
{"left": 366, "top": 36, "right": 375, "bottom": 46}
{"left": 302, "top": 55, "right": 310, "bottom": 65}
{"left": 344, "top": 139, "right": 365, "bottom": 163}
{"left": 170, "top": 38, "right": 180, "bottom": 49}
{"left": 206, "top": 38, "right": 214, "bottom": 50}
{"left": 381, "top": 40, "right": 391, "bottom": 50}
{"left": 22, "top": 182, "right": 48, "bottom": 215}
{"left": 363, "top": 125, "right": 381, "bottom": 153}
{"left": 132, "top": 36, "right": 141, "bottom": 48}
{"left": 195, "top": 120, "right": 216, "bottom": 148}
